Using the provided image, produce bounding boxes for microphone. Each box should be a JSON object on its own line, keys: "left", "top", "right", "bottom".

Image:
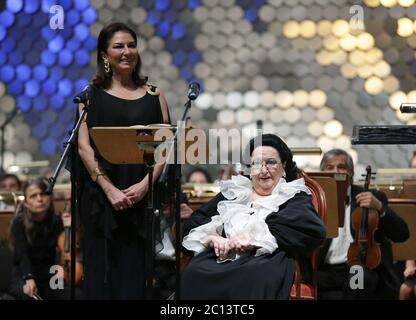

{"left": 73, "top": 84, "right": 93, "bottom": 104}
{"left": 256, "top": 120, "right": 263, "bottom": 130}
{"left": 187, "top": 81, "right": 200, "bottom": 100}
{"left": 400, "top": 103, "right": 416, "bottom": 113}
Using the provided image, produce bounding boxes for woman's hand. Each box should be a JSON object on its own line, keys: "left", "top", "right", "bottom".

{"left": 23, "top": 279, "right": 38, "bottom": 298}
{"left": 61, "top": 212, "right": 71, "bottom": 227}
{"left": 104, "top": 185, "right": 133, "bottom": 211}
{"left": 230, "top": 234, "right": 254, "bottom": 254}
{"left": 122, "top": 179, "right": 149, "bottom": 205}
{"left": 207, "top": 235, "right": 235, "bottom": 260}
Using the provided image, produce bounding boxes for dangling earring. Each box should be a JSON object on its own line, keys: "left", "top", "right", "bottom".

{"left": 104, "top": 58, "right": 111, "bottom": 74}
{"left": 282, "top": 171, "right": 286, "bottom": 179}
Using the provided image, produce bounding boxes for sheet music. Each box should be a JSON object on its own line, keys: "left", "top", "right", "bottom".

{"left": 129, "top": 123, "right": 173, "bottom": 128}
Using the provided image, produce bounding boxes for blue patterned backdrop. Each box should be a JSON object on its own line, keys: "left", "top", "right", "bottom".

{"left": 1, "top": 0, "right": 415, "bottom": 175}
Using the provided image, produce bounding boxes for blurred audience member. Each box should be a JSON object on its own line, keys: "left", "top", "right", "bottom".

{"left": 186, "top": 167, "right": 212, "bottom": 184}
{"left": 410, "top": 150, "right": 416, "bottom": 168}
{"left": 0, "top": 174, "right": 21, "bottom": 192}
{"left": 0, "top": 174, "right": 22, "bottom": 211}
{"left": 399, "top": 151, "right": 416, "bottom": 299}
{"left": 217, "top": 165, "right": 238, "bottom": 182}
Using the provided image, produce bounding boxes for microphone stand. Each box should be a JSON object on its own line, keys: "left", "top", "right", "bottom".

{"left": 46, "top": 94, "right": 90, "bottom": 300}
{"left": 159, "top": 97, "right": 194, "bottom": 300}
{"left": 144, "top": 148, "right": 158, "bottom": 299}
{"left": 0, "top": 108, "right": 20, "bottom": 173}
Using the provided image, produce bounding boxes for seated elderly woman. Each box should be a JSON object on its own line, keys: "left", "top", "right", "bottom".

{"left": 180, "top": 134, "right": 326, "bottom": 299}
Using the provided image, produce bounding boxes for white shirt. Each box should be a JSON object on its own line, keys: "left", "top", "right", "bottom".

{"left": 156, "top": 228, "right": 175, "bottom": 261}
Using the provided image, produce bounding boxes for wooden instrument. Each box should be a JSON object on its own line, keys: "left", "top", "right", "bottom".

{"left": 181, "top": 183, "right": 220, "bottom": 211}
{"left": 347, "top": 165, "right": 381, "bottom": 269}
{"left": 56, "top": 203, "right": 84, "bottom": 285}
{"left": 32, "top": 293, "right": 43, "bottom": 300}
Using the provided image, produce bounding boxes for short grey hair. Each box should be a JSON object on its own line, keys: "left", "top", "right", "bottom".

{"left": 320, "top": 148, "right": 354, "bottom": 175}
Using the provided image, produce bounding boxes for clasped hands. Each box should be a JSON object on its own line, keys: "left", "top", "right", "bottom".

{"left": 206, "top": 234, "right": 255, "bottom": 261}
{"left": 104, "top": 180, "right": 148, "bottom": 212}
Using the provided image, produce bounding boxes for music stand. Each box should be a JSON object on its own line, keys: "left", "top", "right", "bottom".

{"left": 388, "top": 199, "right": 416, "bottom": 260}
{"left": 0, "top": 191, "right": 21, "bottom": 246}
{"left": 305, "top": 175, "right": 339, "bottom": 238}
{"left": 307, "top": 172, "right": 349, "bottom": 230}
{"left": 90, "top": 126, "right": 197, "bottom": 299}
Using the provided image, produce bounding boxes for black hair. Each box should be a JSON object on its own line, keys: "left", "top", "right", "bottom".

{"left": 92, "top": 22, "right": 147, "bottom": 89}
{"left": 320, "top": 148, "right": 354, "bottom": 183}
{"left": 9, "top": 177, "right": 56, "bottom": 246}
{"left": 247, "top": 134, "right": 299, "bottom": 182}
{"left": 0, "top": 173, "right": 21, "bottom": 190}
{"left": 186, "top": 167, "right": 212, "bottom": 183}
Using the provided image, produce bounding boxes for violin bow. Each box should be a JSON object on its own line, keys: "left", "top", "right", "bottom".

{"left": 32, "top": 293, "right": 43, "bottom": 300}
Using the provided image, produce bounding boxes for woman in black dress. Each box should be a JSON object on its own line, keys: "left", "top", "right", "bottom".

{"left": 77, "top": 22, "right": 170, "bottom": 299}
{"left": 9, "top": 178, "right": 68, "bottom": 300}
{"left": 181, "top": 134, "right": 326, "bottom": 299}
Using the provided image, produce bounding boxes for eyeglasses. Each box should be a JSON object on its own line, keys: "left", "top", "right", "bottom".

{"left": 249, "top": 159, "right": 281, "bottom": 174}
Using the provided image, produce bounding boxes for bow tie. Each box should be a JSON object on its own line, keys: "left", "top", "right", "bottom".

{"left": 345, "top": 196, "right": 350, "bottom": 206}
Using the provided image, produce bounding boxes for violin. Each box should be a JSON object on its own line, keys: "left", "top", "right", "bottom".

{"left": 57, "top": 204, "right": 84, "bottom": 284}
{"left": 347, "top": 165, "right": 381, "bottom": 269}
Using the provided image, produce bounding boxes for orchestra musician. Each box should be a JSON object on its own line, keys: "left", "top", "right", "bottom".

{"left": 398, "top": 152, "right": 416, "bottom": 300}
{"left": 317, "top": 149, "right": 409, "bottom": 299}
{"left": 8, "top": 178, "right": 70, "bottom": 300}
{"left": 0, "top": 174, "right": 21, "bottom": 211}
{"left": 0, "top": 174, "right": 21, "bottom": 192}
{"left": 186, "top": 167, "right": 213, "bottom": 184}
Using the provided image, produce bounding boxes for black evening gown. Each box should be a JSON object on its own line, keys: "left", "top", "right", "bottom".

{"left": 79, "top": 88, "right": 164, "bottom": 299}
{"left": 181, "top": 192, "right": 326, "bottom": 300}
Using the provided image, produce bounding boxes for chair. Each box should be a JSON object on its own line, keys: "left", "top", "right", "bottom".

{"left": 289, "top": 171, "right": 327, "bottom": 300}
{"left": 179, "top": 171, "right": 327, "bottom": 300}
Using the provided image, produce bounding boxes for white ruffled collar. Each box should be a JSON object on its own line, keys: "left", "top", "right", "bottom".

{"left": 182, "top": 175, "right": 311, "bottom": 259}
{"left": 218, "top": 174, "right": 311, "bottom": 215}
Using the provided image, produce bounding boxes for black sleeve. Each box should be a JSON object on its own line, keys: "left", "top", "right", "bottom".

{"left": 54, "top": 216, "right": 64, "bottom": 265}
{"left": 55, "top": 215, "right": 64, "bottom": 234}
{"left": 265, "top": 192, "right": 326, "bottom": 256}
{"left": 182, "top": 193, "right": 225, "bottom": 238}
{"left": 373, "top": 190, "right": 410, "bottom": 243}
{"left": 10, "top": 218, "right": 33, "bottom": 279}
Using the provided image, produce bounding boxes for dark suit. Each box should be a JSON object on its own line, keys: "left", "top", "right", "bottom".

{"left": 318, "top": 185, "right": 409, "bottom": 299}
